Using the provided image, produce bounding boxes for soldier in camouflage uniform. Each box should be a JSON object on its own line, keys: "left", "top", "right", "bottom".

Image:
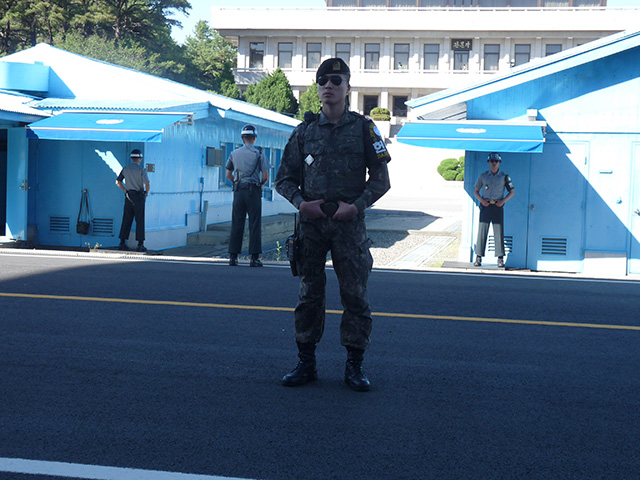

{"left": 275, "top": 58, "right": 391, "bottom": 392}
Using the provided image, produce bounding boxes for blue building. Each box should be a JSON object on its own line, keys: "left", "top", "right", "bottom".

{"left": 398, "top": 29, "right": 640, "bottom": 276}
{"left": 0, "top": 44, "right": 298, "bottom": 250}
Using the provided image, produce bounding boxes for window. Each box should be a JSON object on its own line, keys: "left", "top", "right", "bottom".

{"left": 249, "top": 42, "right": 264, "bottom": 69}
{"left": 392, "top": 96, "right": 408, "bottom": 117}
{"left": 545, "top": 44, "right": 562, "bottom": 56}
{"left": 424, "top": 44, "right": 439, "bottom": 70}
{"left": 484, "top": 44, "right": 500, "bottom": 71}
{"left": 365, "top": 43, "right": 380, "bottom": 70}
{"left": 307, "top": 43, "right": 322, "bottom": 69}
{"left": 391, "top": 0, "right": 416, "bottom": 6}
{"left": 278, "top": 43, "right": 293, "bottom": 69}
{"left": 221, "top": 143, "right": 235, "bottom": 188}
{"left": 454, "top": 51, "right": 469, "bottom": 71}
{"left": 394, "top": 44, "right": 410, "bottom": 70}
{"left": 336, "top": 43, "right": 351, "bottom": 64}
{"left": 514, "top": 44, "right": 531, "bottom": 67}
{"left": 362, "top": 0, "right": 386, "bottom": 5}
{"left": 364, "top": 95, "right": 379, "bottom": 115}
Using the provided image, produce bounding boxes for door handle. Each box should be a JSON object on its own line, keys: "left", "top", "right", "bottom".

{"left": 530, "top": 204, "right": 536, "bottom": 210}
{"left": 634, "top": 208, "right": 640, "bottom": 216}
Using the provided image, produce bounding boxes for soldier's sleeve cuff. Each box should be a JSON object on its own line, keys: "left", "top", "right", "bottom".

{"left": 292, "top": 192, "right": 304, "bottom": 210}
{"left": 353, "top": 198, "right": 366, "bottom": 214}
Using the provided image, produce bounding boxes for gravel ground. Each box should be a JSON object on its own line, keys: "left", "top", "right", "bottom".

{"left": 258, "top": 230, "right": 460, "bottom": 269}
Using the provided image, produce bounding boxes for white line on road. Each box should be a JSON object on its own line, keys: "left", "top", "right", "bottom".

{"left": 0, "top": 457, "right": 258, "bottom": 480}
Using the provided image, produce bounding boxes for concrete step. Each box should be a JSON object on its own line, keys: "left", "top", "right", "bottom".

{"left": 186, "top": 213, "right": 296, "bottom": 255}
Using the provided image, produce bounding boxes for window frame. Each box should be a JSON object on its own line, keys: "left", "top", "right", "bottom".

{"left": 423, "top": 43, "right": 440, "bottom": 71}
{"left": 249, "top": 42, "right": 264, "bottom": 69}
{"left": 278, "top": 42, "right": 293, "bottom": 69}
{"left": 483, "top": 43, "right": 500, "bottom": 71}
{"left": 394, "top": 43, "right": 410, "bottom": 71}
{"left": 335, "top": 43, "right": 351, "bottom": 64}
{"left": 514, "top": 44, "right": 531, "bottom": 67}
{"left": 364, "top": 43, "right": 380, "bottom": 70}
{"left": 306, "top": 43, "right": 322, "bottom": 70}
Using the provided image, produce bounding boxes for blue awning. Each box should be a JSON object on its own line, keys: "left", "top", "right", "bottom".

{"left": 396, "top": 120, "right": 546, "bottom": 153}
{"left": 26, "top": 111, "right": 191, "bottom": 142}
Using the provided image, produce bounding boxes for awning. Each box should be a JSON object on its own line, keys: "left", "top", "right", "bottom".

{"left": 396, "top": 120, "right": 546, "bottom": 153}
{"left": 26, "top": 111, "right": 191, "bottom": 142}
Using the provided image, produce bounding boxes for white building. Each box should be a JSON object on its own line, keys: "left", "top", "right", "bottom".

{"left": 211, "top": 0, "right": 640, "bottom": 125}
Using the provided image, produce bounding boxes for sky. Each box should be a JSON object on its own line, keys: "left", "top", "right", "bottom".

{"left": 170, "top": 0, "right": 640, "bottom": 45}
{"left": 170, "top": 0, "right": 325, "bottom": 44}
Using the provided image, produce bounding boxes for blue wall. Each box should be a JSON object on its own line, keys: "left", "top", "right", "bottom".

{"left": 463, "top": 46, "right": 640, "bottom": 273}
{"left": 29, "top": 107, "right": 294, "bottom": 249}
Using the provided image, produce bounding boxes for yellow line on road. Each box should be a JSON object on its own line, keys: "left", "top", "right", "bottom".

{"left": 1, "top": 292, "right": 639, "bottom": 331}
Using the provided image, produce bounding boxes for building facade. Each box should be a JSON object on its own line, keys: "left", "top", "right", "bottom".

{"left": 398, "top": 29, "right": 640, "bottom": 275}
{"left": 212, "top": 1, "right": 639, "bottom": 124}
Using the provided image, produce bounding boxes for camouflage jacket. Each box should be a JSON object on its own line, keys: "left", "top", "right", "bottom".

{"left": 275, "top": 110, "right": 391, "bottom": 214}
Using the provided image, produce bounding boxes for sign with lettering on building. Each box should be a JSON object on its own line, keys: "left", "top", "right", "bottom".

{"left": 452, "top": 39, "right": 472, "bottom": 51}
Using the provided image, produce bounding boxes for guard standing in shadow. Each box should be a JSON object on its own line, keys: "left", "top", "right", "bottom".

{"left": 116, "top": 149, "right": 150, "bottom": 252}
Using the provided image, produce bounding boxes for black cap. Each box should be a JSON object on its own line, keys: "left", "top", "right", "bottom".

{"left": 130, "top": 149, "right": 143, "bottom": 158}
{"left": 316, "top": 58, "right": 350, "bottom": 81}
{"left": 488, "top": 152, "right": 502, "bottom": 162}
{"left": 241, "top": 124, "right": 257, "bottom": 136}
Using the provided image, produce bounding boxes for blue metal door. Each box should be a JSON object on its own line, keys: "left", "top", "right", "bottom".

{"left": 526, "top": 141, "right": 587, "bottom": 272}
{"left": 5, "top": 128, "right": 28, "bottom": 241}
{"left": 628, "top": 143, "right": 640, "bottom": 274}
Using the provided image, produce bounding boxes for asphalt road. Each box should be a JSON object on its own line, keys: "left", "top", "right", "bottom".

{"left": 0, "top": 252, "right": 638, "bottom": 480}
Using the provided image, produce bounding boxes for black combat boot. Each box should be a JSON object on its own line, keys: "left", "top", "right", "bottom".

{"left": 345, "top": 347, "right": 371, "bottom": 392}
{"left": 282, "top": 342, "right": 318, "bottom": 387}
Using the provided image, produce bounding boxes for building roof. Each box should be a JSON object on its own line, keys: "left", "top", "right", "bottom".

{"left": 408, "top": 28, "right": 640, "bottom": 119}
{"left": 0, "top": 90, "right": 49, "bottom": 123}
{"left": 0, "top": 43, "right": 299, "bottom": 130}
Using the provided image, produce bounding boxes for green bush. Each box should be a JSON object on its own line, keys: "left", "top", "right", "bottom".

{"left": 437, "top": 155, "right": 465, "bottom": 181}
{"left": 370, "top": 107, "right": 391, "bottom": 121}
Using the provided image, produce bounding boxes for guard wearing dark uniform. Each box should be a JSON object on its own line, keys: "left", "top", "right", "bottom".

{"left": 116, "top": 149, "right": 150, "bottom": 252}
{"left": 473, "top": 152, "right": 515, "bottom": 268}
{"left": 275, "top": 58, "right": 391, "bottom": 391}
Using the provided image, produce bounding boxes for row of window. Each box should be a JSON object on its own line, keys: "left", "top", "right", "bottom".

{"left": 249, "top": 41, "right": 564, "bottom": 71}
{"left": 329, "top": 0, "right": 603, "bottom": 7}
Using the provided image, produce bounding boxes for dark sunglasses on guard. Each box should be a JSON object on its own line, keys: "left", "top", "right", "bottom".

{"left": 317, "top": 75, "right": 344, "bottom": 86}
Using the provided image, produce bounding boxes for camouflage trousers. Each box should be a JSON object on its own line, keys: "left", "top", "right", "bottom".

{"left": 294, "top": 214, "right": 374, "bottom": 350}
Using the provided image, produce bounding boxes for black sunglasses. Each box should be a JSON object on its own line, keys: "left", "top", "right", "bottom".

{"left": 489, "top": 159, "right": 500, "bottom": 163}
{"left": 317, "top": 75, "right": 344, "bottom": 86}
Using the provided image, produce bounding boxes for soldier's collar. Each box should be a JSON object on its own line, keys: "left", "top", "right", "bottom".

{"left": 318, "top": 109, "right": 353, "bottom": 126}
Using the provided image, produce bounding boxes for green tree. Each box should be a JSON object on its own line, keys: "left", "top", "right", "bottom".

{"left": 182, "top": 20, "right": 237, "bottom": 92}
{"left": 295, "top": 82, "right": 321, "bottom": 120}
{"left": 53, "top": 31, "right": 182, "bottom": 78}
{"left": 244, "top": 67, "right": 298, "bottom": 116}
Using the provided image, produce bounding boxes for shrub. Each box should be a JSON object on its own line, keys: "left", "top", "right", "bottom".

{"left": 370, "top": 107, "right": 391, "bottom": 121}
{"left": 437, "top": 155, "right": 465, "bottom": 181}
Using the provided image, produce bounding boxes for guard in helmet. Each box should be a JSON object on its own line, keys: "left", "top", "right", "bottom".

{"left": 225, "top": 124, "right": 271, "bottom": 267}
{"left": 473, "top": 152, "right": 515, "bottom": 268}
{"left": 116, "top": 149, "right": 150, "bottom": 252}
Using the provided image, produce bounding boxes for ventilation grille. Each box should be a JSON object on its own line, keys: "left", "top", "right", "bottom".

{"left": 49, "top": 216, "right": 70, "bottom": 233}
{"left": 541, "top": 237, "right": 568, "bottom": 256}
{"left": 92, "top": 218, "right": 114, "bottom": 236}
{"left": 488, "top": 235, "right": 513, "bottom": 254}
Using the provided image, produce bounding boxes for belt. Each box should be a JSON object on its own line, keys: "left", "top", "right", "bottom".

{"left": 237, "top": 183, "right": 260, "bottom": 189}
